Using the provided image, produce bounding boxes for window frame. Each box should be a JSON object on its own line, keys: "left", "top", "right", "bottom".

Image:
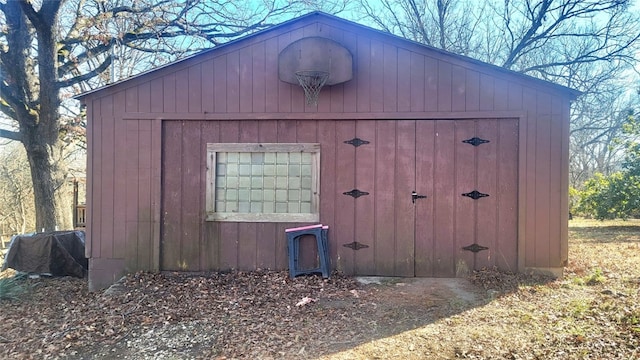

{"left": 206, "top": 143, "right": 321, "bottom": 222}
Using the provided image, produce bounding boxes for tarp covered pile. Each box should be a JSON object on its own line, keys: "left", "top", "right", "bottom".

{"left": 1, "top": 231, "right": 87, "bottom": 278}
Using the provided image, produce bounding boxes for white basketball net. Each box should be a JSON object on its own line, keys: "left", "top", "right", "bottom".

{"left": 295, "top": 70, "right": 329, "bottom": 105}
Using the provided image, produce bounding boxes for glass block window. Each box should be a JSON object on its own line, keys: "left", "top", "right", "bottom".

{"left": 206, "top": 143, "right": 320, "bottom": 222}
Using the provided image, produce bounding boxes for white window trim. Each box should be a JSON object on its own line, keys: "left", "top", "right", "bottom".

{"left": 206, "top": 143, "right": 320, "bottom": 222}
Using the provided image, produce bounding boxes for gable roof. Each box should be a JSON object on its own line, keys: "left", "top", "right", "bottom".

{"left": 75, "top": 11, "right": 581, "bottom": 101}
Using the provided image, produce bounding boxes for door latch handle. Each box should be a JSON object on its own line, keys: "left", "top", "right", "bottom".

{"left": 412, "top": 191, "right": 427, "bottom": 203}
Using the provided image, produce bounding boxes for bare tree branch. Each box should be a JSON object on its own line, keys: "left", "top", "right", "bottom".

{"left": 0, "top": 129, "right": 22, "bottom": 142}
{"left": 56, "top": 54, "right": 112, "bottom": 88}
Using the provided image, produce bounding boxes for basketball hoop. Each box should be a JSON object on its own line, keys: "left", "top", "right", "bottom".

{"left": 295, "top": 70, "right": 329, "bottom": 105}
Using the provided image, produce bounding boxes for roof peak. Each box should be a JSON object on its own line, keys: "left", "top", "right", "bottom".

{"left": 76, "top": 10, "right": 580, "bottom": 100}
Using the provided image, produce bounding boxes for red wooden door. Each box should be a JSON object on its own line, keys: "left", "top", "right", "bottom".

{"left": 413, "top": 119, "right": 519, "bottom": 277}
{"left": 349, "top": 119, "right": 518, "bottom": 277}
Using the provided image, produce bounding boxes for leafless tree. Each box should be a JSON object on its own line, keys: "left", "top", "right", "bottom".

{"left": 358, "top": 0, "right": 639, "bottom": 78}
{"left": 0, "top": 0, "right": 337, "bottom": 231}
{"left": 357, "top": 0, "right": 486, "bottom": 55}
{"left": 0, "top": 143, "right": 35, "bottom": 235}
{"left": 569, "top": 79, "right": 639, "bottom": 186}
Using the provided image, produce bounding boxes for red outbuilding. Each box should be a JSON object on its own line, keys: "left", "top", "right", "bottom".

{"left": 77, "top": 12, "right": 579, "bottom": 290}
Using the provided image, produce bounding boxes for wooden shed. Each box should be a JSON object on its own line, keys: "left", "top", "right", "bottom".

{"left": 77, "top": 12, "right": 579, "bottom": 290}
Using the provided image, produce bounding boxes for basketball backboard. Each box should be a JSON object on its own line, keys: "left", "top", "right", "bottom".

{"left": 278, "top": 37, "right": 353, "bottom": 86}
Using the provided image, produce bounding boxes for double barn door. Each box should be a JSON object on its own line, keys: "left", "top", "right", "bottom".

{"left": 337, "top": 119, "right": 518, "bottom": 277}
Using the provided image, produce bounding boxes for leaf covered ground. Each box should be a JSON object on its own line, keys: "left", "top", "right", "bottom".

{"left": 1, "top": 219, "right": 639, "bottom": 359}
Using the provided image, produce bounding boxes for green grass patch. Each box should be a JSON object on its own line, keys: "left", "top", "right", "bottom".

{"left": 572, "top": 267, "right": 606, "bottom": 286}
{"left": 565, "top": 299, "right": 590, "bottom": 318}
{"left": 0, "top": 273, "right": 27, "bottom": 301}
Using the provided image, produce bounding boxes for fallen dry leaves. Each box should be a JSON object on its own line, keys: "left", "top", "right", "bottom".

{"left": 0, "top": 218, "right": 638, "bottom": 359}
{"left": 0, "top": 271, "right": 374, "bottom": 359}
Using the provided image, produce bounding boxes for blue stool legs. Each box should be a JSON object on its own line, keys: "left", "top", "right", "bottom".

{"left": 285, "top": 224, "right": 330, "bottom": 278}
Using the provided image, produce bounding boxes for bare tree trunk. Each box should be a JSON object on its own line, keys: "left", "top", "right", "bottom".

{"left": 22, "top": 136, "right": 63, "bottom": 232}
{"left": 9, "top": 1, "right": 67, "bottom": 232}
{"left": 437, "top": 0, "right": 448, "bottom": 50}
{"left": 19, "top": 196, "right": 27, "bottom": 234}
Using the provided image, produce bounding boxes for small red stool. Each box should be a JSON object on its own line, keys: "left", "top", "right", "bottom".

{"left": 285, "top": 224, "right": 330, "bottom": 278}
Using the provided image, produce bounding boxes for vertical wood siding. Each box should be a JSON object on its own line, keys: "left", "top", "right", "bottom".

{"left": 454, "top": 121, "right": 477, "bottom": 275}
{"left": 159, "top": 119, "right": 517, "bottom": 275}
{"left": 85, "top": 17, "right": 572, "bottom": 284}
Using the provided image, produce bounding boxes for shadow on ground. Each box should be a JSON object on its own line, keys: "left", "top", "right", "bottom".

{"left": 569, "top": 225, "right": 640, "bottom": 243}
{"left": 295, "top": 270, "right": 555, "bottom": 358}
